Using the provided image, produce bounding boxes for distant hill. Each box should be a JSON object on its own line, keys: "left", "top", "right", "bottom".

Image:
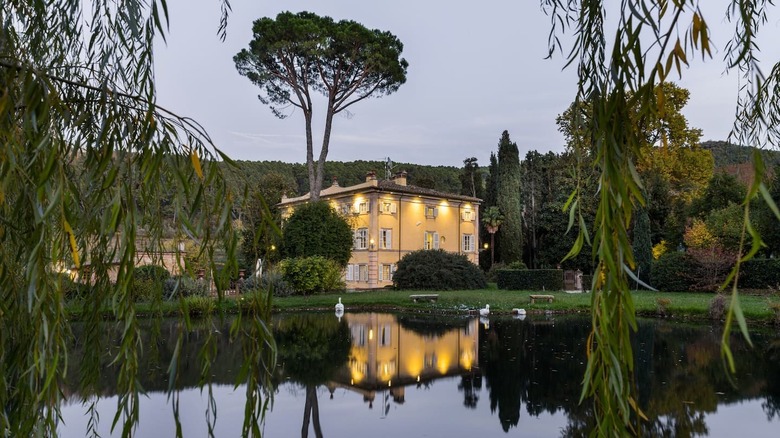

{"left": 701, "top": 140, "right": 780, "bottom": 168}
{"left": 222, "top": 160, "right": 463, "bottom": 198}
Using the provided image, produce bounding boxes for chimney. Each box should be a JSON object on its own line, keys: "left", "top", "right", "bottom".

{"left": 392, "top": 171, "right": 407, "bottom": 186}
{"left": 365, "top": 171, "right": 377, "bottom": 184}
{"left": 331, "top": 176, "right": 339, "bottom": 187}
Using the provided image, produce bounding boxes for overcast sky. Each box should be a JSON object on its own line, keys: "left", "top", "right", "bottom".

{"left": 153, "top": 1, "right": 780, "bottom": 167}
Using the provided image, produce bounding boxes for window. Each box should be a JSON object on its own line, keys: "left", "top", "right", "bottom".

{"left": 358, "top": 201, "right": 370, "bottom": 214}
{"left": 425, "top": 205, "right": 438, "bottom": 219}
{"left": 380, "top": 201, "right": 397, "bottom": 214}
{"left": 379, "top": 264, "right": 394, "bottom": 281}
{"left": 347, "top": 264, "right": 368, "bottom": 281}
{"left": 424, "top": 231, "right": 440, "bottom": 250}
{"left": 462, "top": 234, "right": 475, "bottom": 252}
{"left": 340, "top": 203, "right": 352, "bottom": 215}
{"left": 354, "top": 228, "right": 368, "bottom": 249}
{"left": 380, "top": 228, "right": 392, "bottom": 249}
{"left": 462, "top": 210, "right": 475, "bottom": 221}
{"left": 379, "top": 324, "right": 392, "bottom": 346}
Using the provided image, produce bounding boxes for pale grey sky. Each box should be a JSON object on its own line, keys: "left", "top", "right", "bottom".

{"left": 153, "top": 1, "right": 780, "bottom": 167}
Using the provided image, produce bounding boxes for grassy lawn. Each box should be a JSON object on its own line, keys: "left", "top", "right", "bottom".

{"left": 66, "top": 285, "right": 780, "bottom": 325}
{"left": 272, "top": 286, "right": 780, "bottom": 324}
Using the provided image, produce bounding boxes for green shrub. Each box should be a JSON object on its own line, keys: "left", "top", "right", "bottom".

{"left": 243, "top": 269, "right": 296, "bottom": 297}
{"left": 506, "top": 261, "right": 527, "bottom": 270}
{"left": 651, "top": 251, "right": 695, "bottom": 292}
{"left": 279, "top": 256, "right": 345, "bottom": 295}
{"left": 496, "top": 269, "right": 564, "bottom": 291}
{"left": 740, "top": 258, "right": 780, "bottom": 289}
{"left": 132, "top": 265, "right": 170, "bottom": 282}
{"left": 393, "top": 249, "right": 487, "bottom": 290}
{"left": 131, "top": 278, "right": 162, "bottom": 302}
{"left": 57, "top": 274, "right": 89, "bottom": 301}
{"left": 163, "top": 276, "right": 209, "bottom": 299}
{"left": 183, "top": 296, "right": 216, "bottom": 315}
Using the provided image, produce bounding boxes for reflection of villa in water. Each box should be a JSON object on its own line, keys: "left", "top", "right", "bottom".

{"left": 328, "top": 313, "right": 479, "bottom": 406}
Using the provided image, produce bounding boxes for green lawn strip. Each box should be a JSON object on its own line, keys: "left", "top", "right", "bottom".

{"left": 64, "top": 289, "right": 779, "bottom": 324}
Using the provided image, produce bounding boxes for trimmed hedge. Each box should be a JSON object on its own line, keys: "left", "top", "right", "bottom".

{"left": 496, "top": 269, "right": 564, "bottom": 291}
{"left": 582, "top": 274, "right": 594, "bottom": 291}
{"left": 740, "top": 258, "right": 780, "bottom": 289}
{"left": 393, "top": 249, "right": 487, "bottom": 290}
{"left": 651, "top": 251, "right": 695, "bottom": 292}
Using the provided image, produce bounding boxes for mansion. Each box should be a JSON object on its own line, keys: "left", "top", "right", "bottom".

{"left": 278, "top": 171, "right": 482, "bottom": 289}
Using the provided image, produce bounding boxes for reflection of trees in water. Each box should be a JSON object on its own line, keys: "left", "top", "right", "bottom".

{"left": 397, "top": 314, "right": 470, "bottom": 337}
{"left": 272, "top": 312, "right": 351, "bottom": 438}
{"left": 479, "top": 316, "right": 780, "bottom": 436}
{"left": 66, "top": 318, "right": 246, "bottom": 396}
{"left": 457, "top": 374, "right": 481, "bottom": 409}
{"left": 763, "top": 339, "right": 780, "bottom": 421}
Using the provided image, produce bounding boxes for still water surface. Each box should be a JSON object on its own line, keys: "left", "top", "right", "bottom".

{"left": 59, "top": 312, "right": 780, "bottom": 437}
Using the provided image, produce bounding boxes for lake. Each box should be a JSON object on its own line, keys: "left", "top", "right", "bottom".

{"left": 58, "top": 312, "right": 780, "bottom": 437}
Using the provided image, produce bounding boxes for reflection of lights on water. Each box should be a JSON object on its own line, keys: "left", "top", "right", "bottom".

{"left": 388, "top": 380, "right": 392, "bottom": 387}
{"left": 351, "top": 379, "right": 354, "bottom": 385}
{"left": 369, "top": 329, "right": 373, "bottom": 340}
{"left": 416, "top": 375, "right": 420, "bottom": 382}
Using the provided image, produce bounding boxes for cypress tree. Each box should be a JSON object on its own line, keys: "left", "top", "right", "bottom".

{"left": 632, "top": 199, "right": 653, "bottom": 287}
{"left": 496, "top": 131, "right": 523, "bottom": 263}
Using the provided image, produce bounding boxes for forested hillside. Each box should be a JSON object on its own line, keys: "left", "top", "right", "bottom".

{"left": 221, "top": 160, "right": 462, "bottom": 201}
{"left": 701, "top": 140, "right": 780, "bottom": 168}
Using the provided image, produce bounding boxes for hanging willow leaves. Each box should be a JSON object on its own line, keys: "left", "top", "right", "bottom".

{"left": 542, "top": 0, "right": 780, "bottom": 436}
{"left": 1, "top": 1, "right": 274, "bottom": 437}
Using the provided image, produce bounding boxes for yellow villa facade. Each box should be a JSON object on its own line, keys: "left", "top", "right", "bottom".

{"left": 278, "top": 171, "right": 482, "bottom": 289}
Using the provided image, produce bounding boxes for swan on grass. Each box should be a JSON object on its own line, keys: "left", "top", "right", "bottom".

{"left": 511, "top": 308, "right": 526, "bottom": 315}
{"left": 479, "top": 304, "right": 490, "bottom": 316}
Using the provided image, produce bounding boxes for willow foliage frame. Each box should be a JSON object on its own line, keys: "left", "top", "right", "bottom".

{"left": 1, "top": 1, "right": 275, "bottom": 437}
{"left": 542, "top": 0, "right": 780, "bottom": 435}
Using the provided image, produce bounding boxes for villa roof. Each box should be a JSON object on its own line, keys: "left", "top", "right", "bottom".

{"left": 279, "top": 179, "right": 481, "bottom": 205}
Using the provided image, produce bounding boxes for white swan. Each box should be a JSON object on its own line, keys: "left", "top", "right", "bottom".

{"left": 511, "top": 308, "right": 526, "bottom": 315}
{"left": 335, "top": 297, "right": 344, "bottom": 312}
{"left": 479, "top": 304, "right": 490, "bottom": 316}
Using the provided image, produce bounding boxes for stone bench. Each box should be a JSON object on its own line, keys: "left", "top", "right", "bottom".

{"left": 529, "top": 294, "right": 554, "bottom": 304}
{"left": 410, "top": 294, "right": 439, "bottom": 303}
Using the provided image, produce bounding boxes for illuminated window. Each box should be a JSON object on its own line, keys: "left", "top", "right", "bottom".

{"left": 380, "top": 228, "right": 392, "bottom": 249}
{"left": 379, "top": 264, "right": 394, "bottom": 281}
{"left": 462, "top": 234, "right": 475, "bottom": 252}
{"left": 381, "top": 201, "right": 397, "bottom": 214}
{"left": 424, "top": 231, "right": 440, "bottom": 250}
{"left": 462, "top": 210, "right": 475, "bottom": 221}
{"left": 358, "top": 201, "right": 370, "bottom": 214}
{"left": 354, "top": 228, "right": 368, "bottom": 249}
{"left": 425, "top": 205, "right": 438, "bottom": 219}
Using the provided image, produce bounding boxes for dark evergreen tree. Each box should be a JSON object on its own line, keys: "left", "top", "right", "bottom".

{"left": 632, "top": 196, "right": 653, "bottom": 287}
{"left": 496, "top": 131, "right": 523, "bottom": 263}
{"left": 483, "top": 152, "right": 501, "bottom": 262}
{"left": 281, "top": 201, "right": 353, "bottom": 266}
